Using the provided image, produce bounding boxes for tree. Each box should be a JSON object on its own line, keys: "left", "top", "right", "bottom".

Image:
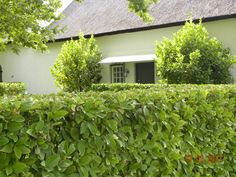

{"left": 51, "top": 33, "right": 102, "bottom": 92}
{"left": 0, "top": 0, "right": 62, "bottom": 53}
{"left": 156, "top": 20, "right": 236, "bottom": 84}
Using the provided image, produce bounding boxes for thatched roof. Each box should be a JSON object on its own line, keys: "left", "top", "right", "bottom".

{"left": 53, "top": 0, "right": 236, "bottom": 41}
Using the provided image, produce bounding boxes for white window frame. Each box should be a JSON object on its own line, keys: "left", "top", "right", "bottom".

{"left": 111, "top": 64, "right": 125, "bottom": 83}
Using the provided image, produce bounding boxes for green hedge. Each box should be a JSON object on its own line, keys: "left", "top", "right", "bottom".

{"left": 0, "top": 86, "right": 235, "bottom": 176}
{"left": 90, "top": 83, "right": 158, "bottom": 91}
{"left": 0, "top": 83, "right": 26, "bottom": 95}
{"left": 90, "top": 83, "right": 236, "bottom": 92}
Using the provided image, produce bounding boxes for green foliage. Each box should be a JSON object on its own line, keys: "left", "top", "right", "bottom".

{"left": 127, "top": 0, "right": 159, "bottom": 22}
{"left": 75, "top": 0, "right": 159, "bottom": 22}
{"left": 90, "top": 83, "right": 236, "bottom": 92}
{"left": 90, "top": 83, "right": 160, "bottom": 91}
{"left": 51, "top": 33, "right": 102, "bottom": 92}
{"left": 156, "top": 20, "right": 236, "bottom": 84}
{"left": 0, "top": 83, "right": 26, "bottom": 95}
{"left": 0, "top": 0, "right": 62, "bottom": 53}
{"left": 0, "top": 85, "right": 236, "bottom": 176}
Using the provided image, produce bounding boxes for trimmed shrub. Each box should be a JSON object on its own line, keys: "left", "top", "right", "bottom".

{"left": 90, "top": 83, "right": 235, "bottom": 92}
{"left": 0, "top": 85, "right": 235, "bottom": 176}
{"left": 51, "top": 33, "right": 102, "bottom": 92}
{"left": 0, "top": 82, "right": 26, "bottom": 95}
{"left": 156, "top": 20, "right": 236, "bottom": 84}
{"left": 90, "top": 83, "right": 159, "bottom": 91}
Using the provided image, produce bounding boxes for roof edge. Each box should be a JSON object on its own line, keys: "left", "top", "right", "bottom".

{"left": 51, "top": 13, "right": 236, "bottom": 43}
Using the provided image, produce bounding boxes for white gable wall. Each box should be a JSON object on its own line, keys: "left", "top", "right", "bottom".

{"left": 0, "top": 42, "right": 63, "bottom": 93}
{"left": 0, "top": 18, "right": 236, "bottom": 93}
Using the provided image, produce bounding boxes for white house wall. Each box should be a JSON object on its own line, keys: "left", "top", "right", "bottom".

{"left": 0, "top": 42, "right": 63, "bottom": 93}
{"left": 125, "top": 63, "right": 136, "bottom": 83}
{"left": 0, "top": 18, "right": 236, "bottom": 93}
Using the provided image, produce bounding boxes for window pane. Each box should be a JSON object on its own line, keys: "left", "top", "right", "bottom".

{"left": 112, "top": 65, "right": 125, "bottom": 83}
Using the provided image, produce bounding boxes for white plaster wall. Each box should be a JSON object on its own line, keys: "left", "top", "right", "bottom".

{"left": 125, "top": 62, "right": 135, "bottom": 83}
{"left": 0, "top": 42, "right": 63, "bottom": 93}
{"left": 100, "top": 64, "right": 110, "bottom": 83}
{"left": 96, "top": 27, "right": 180, "bottom": 57}
{"left": 0, "top": 18, "right": 236, "bottom": 93}
{"left": 230, "top": 65, "right": 236, "bottom": 81}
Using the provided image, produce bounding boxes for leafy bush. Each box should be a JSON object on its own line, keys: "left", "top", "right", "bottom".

{"left": 51, "top": 33, "right": 102, "bottom": 92}
{"left": 90, "top": 83, "right": 235, "bottom": 92}
{"left": 90, "top": 83, "right": 160, "bottom": 91}
{"left": 156, "top": 20, "right": 236, "bottom": 84}
{"left": 0, "top": 85, "right": 235, "bottom": 176}
{"left": 0, "top": 82, "right": 26, "bottom": 95}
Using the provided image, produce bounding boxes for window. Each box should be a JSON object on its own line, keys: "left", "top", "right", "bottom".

{"left": 111, "top": 64, "right": 125, "bottom": 83}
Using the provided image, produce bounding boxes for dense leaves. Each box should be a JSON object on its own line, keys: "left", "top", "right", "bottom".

{"left": 51, "top": 33, "right": 102, "bottom": 92}
{"left": 0, "top": 0, "right": 62, "bottom": 53}
{"left": 156, "top": 20, "right": 236, "bottom": 84}
{"left": 0, "top": 83, "right": 26, "bottom": 95}
{"left": 0, "top": 85, "right": 235, "bottom": 176}
{"left": 75, "top": 0, "right": 159, "bottom": 22}
{"left": 89, "top": 83, "right": 234, "bottom": 92}
{"left": 127, "top": 0, "right": 159, "bottom": 22}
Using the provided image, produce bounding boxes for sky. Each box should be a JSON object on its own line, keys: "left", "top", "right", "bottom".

{"left": 40, "top": 0, "right": 73, "bottom": 27}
